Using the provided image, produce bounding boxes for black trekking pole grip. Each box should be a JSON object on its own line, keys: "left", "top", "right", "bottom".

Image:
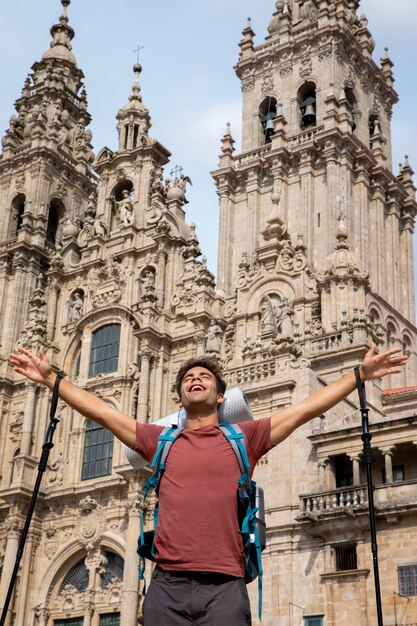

{"left": 0, "top": 375, "right": 62, "bottom": 626}
{"left": 354, "top": 366, "right": 384, "bottom": 626}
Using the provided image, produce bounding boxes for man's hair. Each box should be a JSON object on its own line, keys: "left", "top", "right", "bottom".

{"left": 175, "top": 356, "right": 227, "bottom": 399}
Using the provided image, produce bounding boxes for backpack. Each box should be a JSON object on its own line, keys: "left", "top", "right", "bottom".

{"left": 137, "top": 422, "right": 266, "bottom": 620}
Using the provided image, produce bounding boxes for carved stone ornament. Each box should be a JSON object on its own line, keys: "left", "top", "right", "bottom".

{"left": 261, "top": 74, "right": 274, "bottom": 94}
{"left": 88, "top": 255, "right": 130, "bottom": 307}
{"left": 78, "top": 495, "right": 105, "bottom": 547}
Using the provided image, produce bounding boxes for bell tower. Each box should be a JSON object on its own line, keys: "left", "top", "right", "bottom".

{"left": 213, "top": 0, "right": 417, "bottom": 371}
{"left": 213, "top": 3, "right": 417, "bottom": 623}
{"left": 0, "top": 0, "right": 95, "bottom": 356}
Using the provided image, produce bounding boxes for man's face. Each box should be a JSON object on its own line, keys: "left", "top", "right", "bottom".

{"left": 179, "top": 366, "right": 224, "bottom": 412}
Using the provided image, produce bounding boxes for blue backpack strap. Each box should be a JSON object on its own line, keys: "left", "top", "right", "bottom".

{"left": 219, "top": 422, "right": 263, "bottom": 621}
{"left": 138, "top": 426, "right": 183, "bottom": 595}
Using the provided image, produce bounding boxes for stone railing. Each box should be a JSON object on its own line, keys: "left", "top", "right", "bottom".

{"left": 299, "top": 485, "right": 368, "bottom": 518}
{"left": 291, "top": 125, "right": 323, "bottom": 148}
{"left": 234, "top": 145, "right": 271, "bottom": 170}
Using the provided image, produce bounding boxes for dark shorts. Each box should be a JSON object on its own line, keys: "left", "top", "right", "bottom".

{"left": 143, "top": 566, "right": 252, "bottom": 626}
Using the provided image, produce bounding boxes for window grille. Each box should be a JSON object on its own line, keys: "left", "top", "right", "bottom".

{"left": 54, "top": 619, "right": 84, "bottom": 626}
{"left": 304, "top": 616, "right": 324, "bottom": 626}
{"left": 59, "top": 559, "right": 89, "bottom": 594}
{"left": 88, "top": 324, "right": 121, "bottom": 377}
{"left": 398, "top": 565, "right": 417, "bottom": 596}
{"left": 100, "top": 552, "right": 124, "bottom": 589}
{"left": 334, "top": 544, "right": 357, "bottom": 571}
{"left": 99, "top": 613, "right": 121, "bottom": 626}
{"left": 81, "top": 420, "right": 114, "bottom": 480}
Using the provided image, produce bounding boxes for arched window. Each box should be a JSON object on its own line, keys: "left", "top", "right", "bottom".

{"left": 344, "top": 87, "right": 357, "bottom": 132}
{"left": 82, "top": 419, "right": 114, "bottom": 480}
{"left": 10, "top": 194, "right": 25, "bottom": 238}
{"left": 369, "top": 112, "right": 379, "bottom": 140}
{"left": 298, "top": 82, "right": 317, "bottom": 129}
{"left": 47, "top": 199, "right": 63, "bottom": 245}
{"left": 59, "top": 558, "right": 89, "bottom": 594}
{"left": 10, "top": 448, "right": 20, "bottom": 484}
{"left": 259, "top": 96, "right": 278, "bottom": 144}
{"left": 100, "top": 551, "right": 124, "bottom": 589}
{"left": 89, "top": 324, "right": 121, "bottom": 377}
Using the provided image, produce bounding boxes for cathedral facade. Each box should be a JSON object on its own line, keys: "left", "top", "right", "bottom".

{"left": 0, "top": 1, "right": 417, "bottom": 625}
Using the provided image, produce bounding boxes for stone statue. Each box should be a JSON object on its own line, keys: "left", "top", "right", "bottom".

{"left": 205, "top": 319, "right": 223, "bottom": 355}
{"left": 68, "top": 291, "right": 84, "bottom": 323}
{"left": 278, "top": 298, "right": 294, "bottom": 336}
{"left": 117, "top": 190, "right": 135, "bottom": 227}
{"left": 93, "top": 219, "right": 106, "bottom": 237}
{"left": 260, "top": 296, "right": 277, "bottom": 334}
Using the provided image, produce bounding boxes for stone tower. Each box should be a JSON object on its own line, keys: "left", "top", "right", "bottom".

{"left": 0, "top": 2, "right": 220, "bottom": 625}
{"left": 211, "top": 1, "right": 417, "bottom": 625}
{"left": 0, "top": 1, "right": 417, "bottom": 626}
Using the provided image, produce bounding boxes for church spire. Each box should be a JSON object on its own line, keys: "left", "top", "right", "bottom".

{"left": 116, "top": 64, "right": 152, "bottom": 152}
{"left": 41, "top": 0, "right": 76, "bottom": 65}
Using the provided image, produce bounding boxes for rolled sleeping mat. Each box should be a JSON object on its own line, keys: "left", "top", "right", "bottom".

{"left": 123, "top": 386, "right": 253, "bottom": 470}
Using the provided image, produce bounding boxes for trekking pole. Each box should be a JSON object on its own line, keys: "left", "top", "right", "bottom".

{"left": 354, "top": 366, "right": 384, "bottom": 626}
{"left": 0, "top": 375, "right": 62, "bottom": 626}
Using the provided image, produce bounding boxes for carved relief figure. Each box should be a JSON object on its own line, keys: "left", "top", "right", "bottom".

{"left": 260, "top": 296, "right": 277, "bottom": 334}
{"left": 278, "top": 298, "right": 294, "bottom": 337}
{"left": 117, "top": 190, "right": 135, "bottom": 227}
{"left": 68, "top": 291, "right": 84, "bottom": 323}
{"left": 205, "top": 320, "right": 223, "bottom": 355}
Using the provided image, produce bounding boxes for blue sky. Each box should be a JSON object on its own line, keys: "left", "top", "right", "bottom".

{"left": 1, "top": 0, "right": 416, "bottom": 306}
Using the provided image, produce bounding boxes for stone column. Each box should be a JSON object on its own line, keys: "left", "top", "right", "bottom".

{"left": 20, "top": 382, "right": 38, "bottom": 455}
{"left": 381, "top": 447, "right": 394, "bottom": 483}
{"left": 35, "top": 607, "right": 50, "bottom": 626}
{"left": 0, "top": 520, "right": 21, "bottom": 624}
{"left": 350, "top": 455, "right": 361, "bottom": 486}
{"left": 14, "top": 529, "right": 40, "bottom": 625}
{"left": 137, "top": 349, "right": 152, "bottom": 422}
{"left": 46, "top": 278, "right": 60, "bottom": 341}
{"left": 156, "top": 246, "right": 168, "bottom": 309}
{"left": 120, "top": 497, "right": 141, "bottom": 626}
{"left": 317, "top": 458, "right": 329, "bottom": 491}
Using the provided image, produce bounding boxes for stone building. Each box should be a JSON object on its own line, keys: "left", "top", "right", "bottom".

{"left": 0, "top": 1, "right": 416, "bottom": 625}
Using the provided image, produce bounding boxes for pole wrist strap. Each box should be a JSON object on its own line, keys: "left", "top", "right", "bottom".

{"left": 50, "top": 375, "right": 63, "bottom": 418}
{"left": 354, "top": 366, "right": 366, "bottom": 409}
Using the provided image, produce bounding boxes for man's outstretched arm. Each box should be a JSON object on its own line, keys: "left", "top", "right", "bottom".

{"left": 9, "top": 346, "right": 137, "bottom": 449}
{"left": 269, "top": 343, "right": 408, "bottom": 447}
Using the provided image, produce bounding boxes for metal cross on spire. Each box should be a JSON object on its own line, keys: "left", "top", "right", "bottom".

{"left": 170, "top": 165, "right": 184, "bottom": 179}
{"left": 133, "top": 44, "right": 144, "bottom": 64}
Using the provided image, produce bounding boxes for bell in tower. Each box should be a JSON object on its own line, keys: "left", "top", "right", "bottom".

{"left": 300, "top": 95, "right": 316, "bottom": 128}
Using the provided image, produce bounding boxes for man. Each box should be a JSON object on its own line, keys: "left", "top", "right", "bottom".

{"left": 10, "top": 343, "right": 406, "bottom": 625}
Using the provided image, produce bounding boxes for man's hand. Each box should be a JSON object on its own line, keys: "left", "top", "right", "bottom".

{"left": 360, "top": 342, "right": 408, "bottom": 382}
{"left": 9, "top": 346, "right": 55, "bottom": 387}
{"left": 270, "top": 342, "right": 408, "bottom": 447}
{"left": 9, "top": 345, "right": 137, "bottom": 449}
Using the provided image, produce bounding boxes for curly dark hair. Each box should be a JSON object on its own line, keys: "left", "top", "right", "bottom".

{"left": 175, "top": 355, "right": 227, "bottom": 399}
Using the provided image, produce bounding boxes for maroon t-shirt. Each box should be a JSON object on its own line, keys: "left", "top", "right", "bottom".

{"left": 135, "top": 418, "right": 272, "bottom": 577}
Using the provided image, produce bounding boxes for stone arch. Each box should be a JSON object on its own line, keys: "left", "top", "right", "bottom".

{"left": 61, "top": 306, "right": 141, "bottom": 376}
{"left": 385, "top": 316, "right": 399, "bottom": 348}
{"left": 368, "top": 304, "right": 382, "bottom": 323}
{"left": 38, "top": 534, "right": 126, "bottom": 617}
{"left": 246, "top": 275, "right": 296, "bottom": 316}
{"left": 9, "top": 192, "right": 26, "bottom": 238}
